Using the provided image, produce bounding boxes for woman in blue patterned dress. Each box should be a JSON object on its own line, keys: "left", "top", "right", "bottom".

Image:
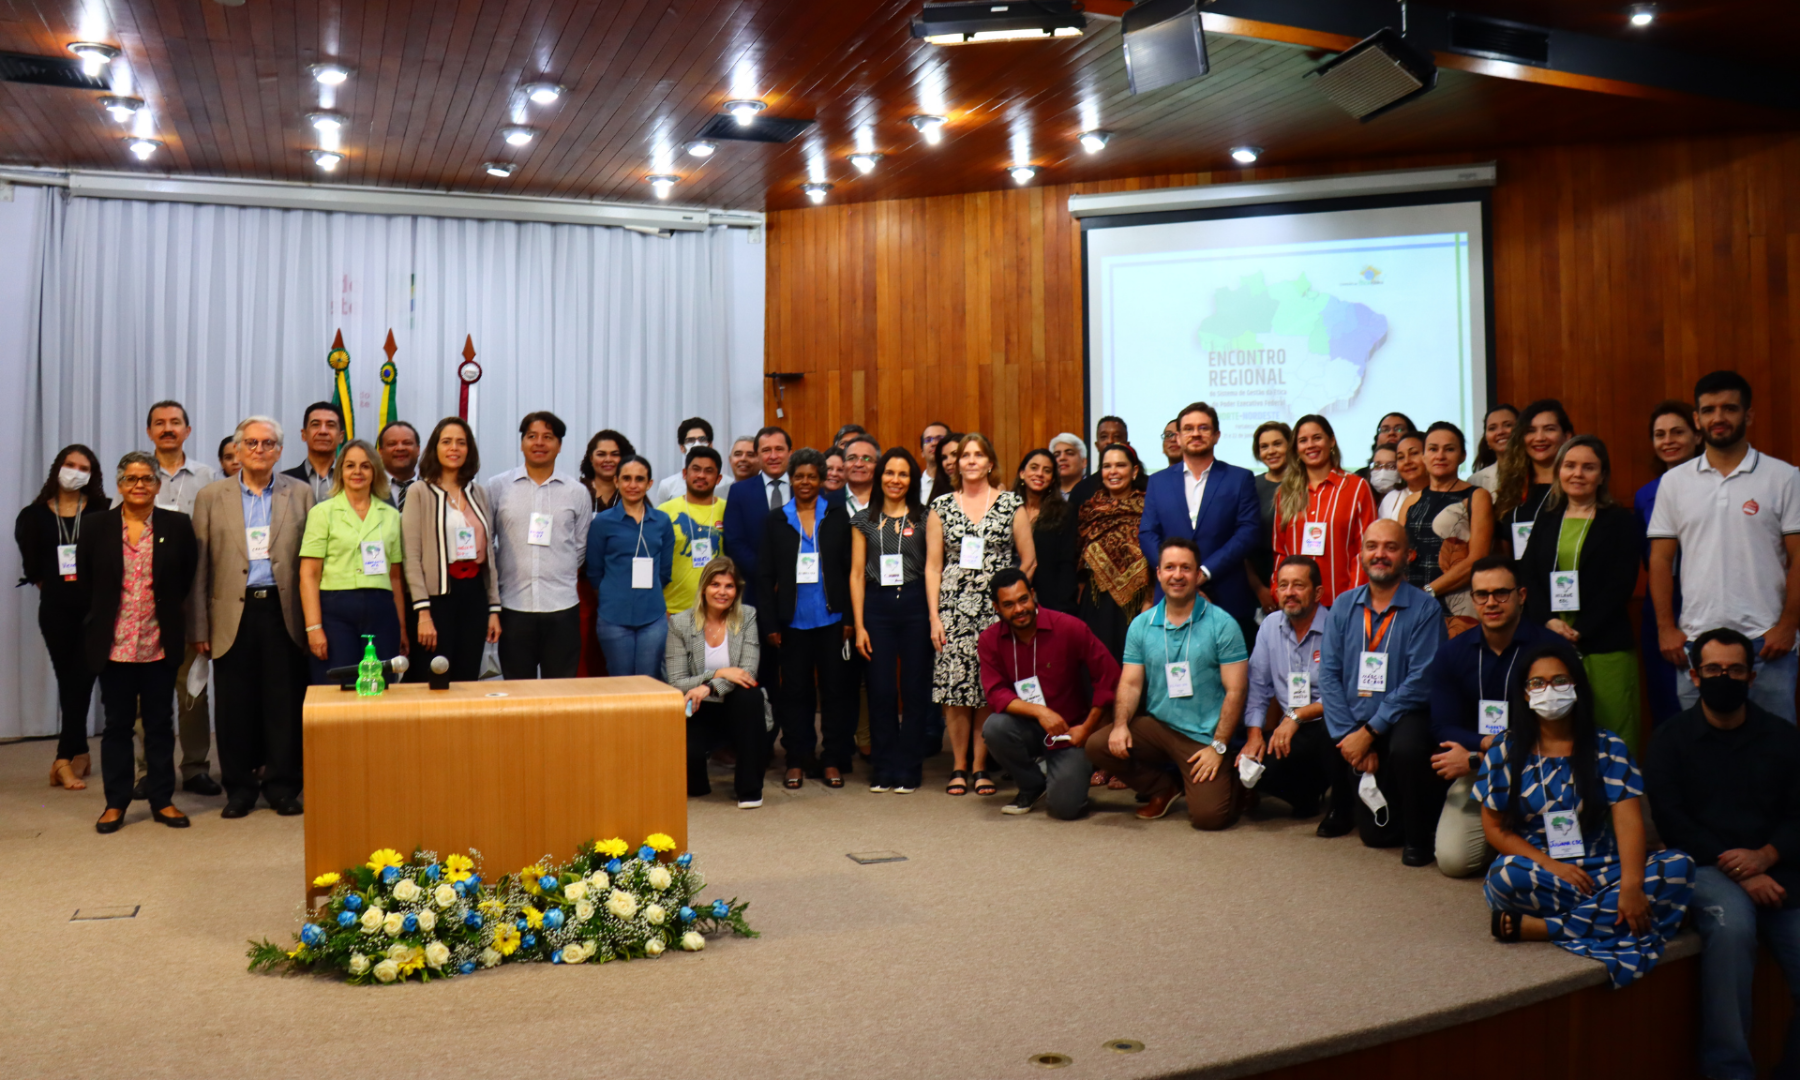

{"left": 1476, "top": 642, "right": 1694, "bottom": 988}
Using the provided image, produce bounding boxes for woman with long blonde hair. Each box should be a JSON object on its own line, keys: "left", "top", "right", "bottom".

{"left": 1270, "top": 415, "right": 1376, "bottom": 606}
{"left": 665, "top": 556, "right": 766, "bottom": 807}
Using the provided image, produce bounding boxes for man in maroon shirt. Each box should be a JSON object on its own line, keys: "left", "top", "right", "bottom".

{"left": 980, "top": 568, "right": 1122, "bottom": 817}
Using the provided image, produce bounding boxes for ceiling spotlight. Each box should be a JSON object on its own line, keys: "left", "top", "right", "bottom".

{"left": 646, "top": 174, "right": 678, "bottom": 199}
{"left": 1078, "top": 130, "right": 1110, "bottom": 154}
{"left": 309, "top": 62, "right": 350, "bottom": 86}
{"left": 687, "top": 140, "right": 716, "bottom": 158}
{"left": 1628, "top": 3, "right": 1656, "bottom": 26}
{"left": 1009, "top": 165, "right": 1038, "bottom": 184}
{"left": 1230, "top": 145, "right": 1262, "bottom": 164}
{"left": 125, "top": 137, "right": 162, "bottom": 161}
{"left": 849, "top": 152, "right": 881, "bottom": 174}
{"left": 310, "top": 150, "right": 343, "bottom": 171}
{"left": 308, "top": 112, "right": 347, "bottom": 133}
{"left": 724, "top": 99, "right": 766, "bottom": 125}
{"left": 803, "top": 182, "right": 833, "bottom": 204}
{"left": 483, "top": 162, "right": 516, "bottom": 178}
{"left": 99, "top": 95, "right": 144, "bottom": 123}
{"left": 523, "top": 82, "right": 564, "bottom": 105}
{"left": 910, "top": 115, "right": 947, "bottom": 145}
{"left": 502, "top": 126, "right": 536, "bottom": 146}
{"left": 67, "top": 42, "right": 120, "bottom": 77}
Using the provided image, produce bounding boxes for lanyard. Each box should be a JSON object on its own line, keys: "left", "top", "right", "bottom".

{"left": 1010, "top": 632, "right": 1038, "bottom": 684}
{"left": 960, "top": 486, "right": 997, "bottom": 528}
{"left": 1162, "top": 599, "right": 1200, "bottom": 669}
{"left": 880, "top": 512, "right": 906, "bottom": 591}
{"left": 1555, "top": 515, "right": 1594, "bottom": 572}
{"left": 1478, "top": 643, "right": 1520, "bottom": 701}
{"left": 630, "top": 508, "right": 648, "bottom": 557}
{"left": 56, "top": 499, "right": 85, "bottom": 546}
{"left": 1363, "top": 603, "right": 1398, "bottom": 653}
{"left": 1531, "top": 755, "right": 1575, "bottom": 815}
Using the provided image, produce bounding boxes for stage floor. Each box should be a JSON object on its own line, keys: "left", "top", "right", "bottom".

{"left": 0, "top": 737, "right": 1692, "bottom": 1079}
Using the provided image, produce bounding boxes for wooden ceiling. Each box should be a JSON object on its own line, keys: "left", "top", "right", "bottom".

{"left": 0, "top": 0, "right": 1794, "bottom": 212}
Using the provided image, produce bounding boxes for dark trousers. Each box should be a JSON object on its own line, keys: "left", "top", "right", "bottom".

{"left": 313, "top": 588, "right": 403, "bottom": 685}
{"left": 1387, "top": 708, "right": 1453, "bottom": 851}
{"left": 864, "top": 580, "right": 932, "bottom": 787}
{"left": 498, "top": 606, "right": 582, "bottom": 680}
{"left": 1253, "top": 719, "right": 1334, "bottom": 814}
{"left": 779, "top": 624, "right": 850, "bottom": 770}
{"left": 99, "top": 659, "right": 176, "bottom": 811}
{"left": 41, "top": 613, "right": 96, "bottom": 759}
{"left": 1323, "top": 714, "right": 1435, "bottom": 849}
{"left": 428, "top": 571, "right": 491, "bottom": 682}
{"left": 688, "top": 688, "right": 768, "bottom": 800}
{"left": 982, "top": 712, "right": 1091, "bottom": 818}
{"left": 215, "top": 590, "right": 305, "bottom": 804}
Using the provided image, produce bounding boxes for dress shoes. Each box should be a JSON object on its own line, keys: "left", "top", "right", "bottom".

{"left": 182, "top": 773, "right": 223, "bottom": 796}
{"left": 272, "top": 797, "right": 305, "bottom": 816}
{"left": 1401, "top": 845, "right": 1435, "bottom": 867}
{"left": 1316, "top": 809, "right": 1355, "bottom": 838}
{"left": 95, "top": 813, "right": 126, "bottom": 835}
{"left": 1134, "top": 791, "right": 1179, "bottom": 821}
{"left": 154, "top": 809, "right": 192, "bottom": 828}
{"left": 221, "top": 799, "right": 256, "bottom": 819}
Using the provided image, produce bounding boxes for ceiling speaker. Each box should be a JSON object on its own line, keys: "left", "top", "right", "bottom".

{"left": 1308, "top": 27, "right": 1439, "bottom": 122}
{"left": 1122, "top": 0, "right": 1208, "bottom": 96}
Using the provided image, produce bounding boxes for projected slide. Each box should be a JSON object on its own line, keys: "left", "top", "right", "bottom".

{"left": 1086, "top": 200, "right": 1487, "bottom": 470}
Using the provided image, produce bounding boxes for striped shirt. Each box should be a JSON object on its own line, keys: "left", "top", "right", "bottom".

{"left": 1271, "top": 470, "right": 1377, "bottom": 607}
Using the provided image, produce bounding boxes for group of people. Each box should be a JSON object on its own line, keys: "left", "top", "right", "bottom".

{"left": 18, "top": 369, "right": 1800, "bottom": 1078}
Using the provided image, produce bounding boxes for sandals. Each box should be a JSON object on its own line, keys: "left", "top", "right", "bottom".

{"left": 946, "top": 769, "right": 969, "bottom": 796}
{"left": 824, "top": 768, "right": 845, "bottom": 789}
{"left": 1490, "top": 910, "right": 1523, "bottom": 944}
{"left": 783, "top": 769, "right": 804, "bottom": 790}
{"left": 1090, "top": 770, "right": 1110, "bottom": 788}
{"left": 50, "top": 759, "right": 86, "bottom": 790}
{"left": 1107, "top": 775, "right": 1130, "bottom": 791}
{"left": 973, "top": 771, "right": 997, "bottom": 797}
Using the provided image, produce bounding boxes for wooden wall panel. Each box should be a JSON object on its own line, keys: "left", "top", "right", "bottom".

{"left": 765, "top": 131, "right": 1800, "bottom": 503}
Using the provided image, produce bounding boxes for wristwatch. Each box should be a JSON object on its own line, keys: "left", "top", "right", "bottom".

{"left": 1210, "top": 739, "right": 1229, "bottom": 756}
{"left": 1467, "top": 752, "right": 1481, "bottom": 773}
{"left": 1424, "top": 584, "right": 1436, "bottom": 597}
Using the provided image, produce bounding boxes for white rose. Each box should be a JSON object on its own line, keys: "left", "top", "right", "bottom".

{"left": 645, "top": 903, "right": 667, "bottom": 926}
{"left": 359, "top": 907, "right": 384, "bottom": 932}
{"left": 581, "top": 940, "right": 599, "bottom": 959}
{"left": 647, "top": 866, "right": 672, "bottom": 891}
{"left": 606, "top": 890, "right": 638, "bottom": 920}
{"left": 386, "top": 943, "right": 412, "bottom": 961}
{"left": 588, "top": 871, "right": 610, "bottom": 890}
{"left": 382, "top": 912, "right": 405, "bottom": 936}
{"left": 561, "top": 945, "right": 587, "bottom": 965}
{"left": 348, "top": 953, "right": 371, "bottom": 975}
{"left": 392, "top": 878, "right": 421, "bottom": 903}
{"left": 564, "top": 881, "right": 588, "bottom": 902}
{"left": 425, "top": 942, "right": 451, "bottom": 969}
{"left": 373, "top": 959, "right": 400, "bottom": 983}
{"left": 418, "top": 909, "right": 439, "bottom": 933}
{"left": 680, "top": 931, "right": 705, "bottom": 952}
{"left": 575, "top": 900, "right": 595, "bottom": 923}
{"left": 644, "top": 938, "right": 665, "bottom": 957}
{"left": 433, "top": 884, "right": 458, "bottom": 909}
{"left": 479, "top": 947, "right": 502, "bottom": 969}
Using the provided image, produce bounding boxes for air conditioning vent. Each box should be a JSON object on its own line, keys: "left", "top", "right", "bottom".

{"left": 695, "top": 114, "right": 815, "bottom": 144}
{"left": 1446, "top": 14, "right": 1551, "bottom": 66}
{"left": 0, "top": 51, "right": 111, "bottom": 90}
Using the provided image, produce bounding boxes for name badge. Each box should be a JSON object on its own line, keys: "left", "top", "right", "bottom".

{"left": 246, "top": 525, "right": 272, "bottom": 561}
{"left": 452, "top": 524, "right": 477, "bottom": 562}
{"left": 57, "top": 543, "right": 78, "bottom": 578}
{"left": 631, "top": 556, "right": 654, "bottom": 589}
{"left": 1510, "top": 521, "right": 1534, "bottom": 561}
{"left": 1478, "top": 699, "right": 1509, "bottom": 735}
{"left": 795, "top": 552, "right": 820, "bottom": 584}
{"left": 1550, "top": 570, "right": 1580, "bottom": 611}
{"left": 360, "top": 540, "right": 388, "bottom": 575}
{"left": 1300, "top": 522, "right": 1327, "bottom": 557}
{"left": 527, "top": 511, "right": 552, "bottom": 547}
{"left": 1285, "top": 672, "right": 1311, "bottom": 709}
{"left": 1357, "top": 651, "right": 1388, "bottom": 695}
{"left": 1545, "top": 810, "right": 1585, "bottom": 860}
{"left": 1014, "top": 675, "right": 1046, "bottom": 705}
{"left": 1166, "top": 661, "right": 1193, "bottom": 698}
{"left": 690, "top": 535, "right": 713, "bottom": 567}
{"left": 879, "top": 553, "right": 903, "bottom": 586}
{"left": 959, "top": 534, "right": 985, "bottom": 570}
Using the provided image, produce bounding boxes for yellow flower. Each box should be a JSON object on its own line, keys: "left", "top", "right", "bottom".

{"left": 493, "top": 924, "right": 520, "bottom": 956}
{"left": 644, "top": 833, "right": 676, "bottom": 853}
{"left": 443, "top": 854, "right": 474, "bottom": 883}
{"left": 366, "top": 848, "right": 406, "bottom": 872}
{"left": 312, "top": 872, "right": 341, "bottom": 888}
{"left": 596, "top": 838, "right": 628, "bottom": 859}
{"left": 477, "top": 899, "right": 505, "bottom": 917}
{"left": 397, "top": 946, "right": 425, "bottom": 975}
{"left": 519, "top": 864, "right": 546, "bottom": 893}
{"left": 522, "top": 905, "right": 545, "bottom": 929}
{"left": 287, "top": 945, "right": 308, "bottom": 960}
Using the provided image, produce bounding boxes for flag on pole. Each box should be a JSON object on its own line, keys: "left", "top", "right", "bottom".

{"left": 378, "top": 329, "right": 399, "bottom": 432}
{"left": 327, "top": 329, "right": 356, "bottom": 441}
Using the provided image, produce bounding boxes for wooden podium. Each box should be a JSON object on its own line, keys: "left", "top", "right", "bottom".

{"left": 302, "top": 676, "right": 686, "bottom": 898}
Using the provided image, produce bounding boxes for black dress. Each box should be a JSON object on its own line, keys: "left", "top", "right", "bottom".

{"left": 14, "top": 498, "right": 109, "bottom": 758}
{"left": 1250, "top": 473, "right": 1280, "bottom": 589}
{"left": 1030, "top": 505, "right": 1079, "bottom": 615}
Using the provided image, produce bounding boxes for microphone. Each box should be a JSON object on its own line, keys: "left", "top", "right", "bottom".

{"left": 428, "top": 655, "right": 452, "bottom": 691}
{"left": 326, "top": 654, "right": 409, "bottom": 687}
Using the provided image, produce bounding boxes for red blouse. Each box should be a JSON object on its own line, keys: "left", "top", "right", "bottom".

{"left": 1270, "top": 470, "right": 1378, "bottom": 607}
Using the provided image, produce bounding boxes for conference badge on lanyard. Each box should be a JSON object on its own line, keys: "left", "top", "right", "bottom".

{"left": 631, "top": 556, "right": 654, "bottom": 589}
{"left": 1166, "top": 661, "right": 1193, "bottom": 698}
{"left": 1510, "top": 521, "right": 1534, "bottom": 561}
{"left": 1300, "top": 521, "right": 1327, "bottom": 557}
{"left": 1358, "top": 605, "right": 1397, "bottom": 697}
{"left": 1285, "top": 672, "right": 1311, "bottom": 709}
{"left": 246, "top": 525, "right": 272, "bottom": 561}
{"left": 1546, "top": 811, "right": 1585, "bottom": 859}
{"left": 57, "top": 544, "right": 78, "bottom": 578}
{"left": 360, "top": 540, "right": 387, "bottom": 575}
{"left": 879, "top": 553, "right": 903, "bottom": 586}
{"left": 452, "top": 524, "right": 477, "bottom": 562}
{"left": 1550, "top": 571, "right": 1580, "bottom": 611}
{"left": 796, "top": 551, "right": 820, "bottom": 584}
{"left": 1014, "top": 675, "right": 1046, "bottom": 705}
{"left": 527, "top": 511, "right": 553, "bottom": 547}
{"left": 1478, "top": 700, "right": 1509, "bottom": 735}
{"left": 959, "top": 534, "right": 985, "bottom": 570}
{"left": 690, "top": 534, "right": 713, "bottom": 567}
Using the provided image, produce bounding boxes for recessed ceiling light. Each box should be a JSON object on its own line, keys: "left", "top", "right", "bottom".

{"left": 502, "top": 126, "right": 536, "bottom": 147}
{"left": 310, "top": 150, "right": 343, "bottom": 171}
{"left": 803, "top": 182, "right": 833, "bottom": 204}
{"left": 910, "top": 115, "right": 947, "bottom": 145}
{"left": 1009, "top": 165, "right": 1038, "bottom": 184}
{"left": 484, "top": 162, "right": 516, "bottom": 178}
{"left": 99, "top": 95, "right": 144, "bottom": 123}
{"left": 125, "top": 137, "right": 162, "bottom": 161}
{"left": 1628, "top": 3, "right": 1656, "bottom": 26}
{"left": 849, "top": 152, "right": 881, "bottom": 174}
{"left": 309, "top": 62, "right": 350, "bottom": 86}
{"left": 1078, "top": 130, "right": 1110, "bottom": 154}
{"left": 687, "top": 140, "right": 716, "bottom": 158}
{"left": 646, "top": 174, "right": 678, "bottom": 199}
{"left": 724, "top": 99, "right": 766, "bottom": 125}
{"left": 308, "top": 112, "right": 347, "bottom": 133}
{"left": 1230, "top": 145, "right": 1262, "bottom": 164}
{"left": 523, "top": 82, "right": 564, "bottom": 105}
{"left": 67, "top": 42, "right": 120, "bottom": 77}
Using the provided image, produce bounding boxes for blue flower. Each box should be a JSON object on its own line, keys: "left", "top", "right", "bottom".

{"left": 551, "top": 949, "right": 563, "bottom": 964}
{"left": 402, "top": 912, "right": 419, "bottom": 933}
{"left": 467, "top": 873, "right": 482, "bottom": 888}
{"left": 300, "top": 923, "right": 326, "bottom": 946}
{"left": 676, "top": 853, "right": 693, "bottom": 868}
{"left": 337, "top": 911, "right": 356, "bottom": 928}
{"left": 543, "top": 908, "right": 565, "bottom": 930}
{"left": 343, "top": 894, "right": 363, "bottom": 911}
{"left": 522, "top": 933, "right": 536, "bottom": 949}
{"left": 605, "top": 859, "right": 622, "bottom": 874}
{"left": 711, "top": 900, "right": 730, "bottom": 918}
{"left": 678, "top": 906, "right": 696, "bottom": 923}
{"left": 637, "top": 846, "right": 656, "bottom": 862}
{"left": 539, "top": 874, "right": 558, "bottom": 891}
{"left": 464, "top": 912, "right": 483, "bottom": 929}
{"left": 459, "top": 961, "right": 476, "bottom": 975}
{"left": 516, "top": 917, "right": 528, "bottom": 932}
{"left": 381, "top": 866, "right": 399, "bottom": 885}
{"left": 425, "top": 863, "right": 440, "bottom": 881}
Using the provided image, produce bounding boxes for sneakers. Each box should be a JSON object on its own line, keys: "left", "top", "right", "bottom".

{"left": 1001, "top": 789, "right": 1044, "bottom": 815}
{"left": 892, "top": 784, "right": 917, "bottom": 794}
{"left": 869, "top": 782, "right": 892, "bottom": 793}
{"left": 737, "top": 797, "right": 763, "bottom": 809}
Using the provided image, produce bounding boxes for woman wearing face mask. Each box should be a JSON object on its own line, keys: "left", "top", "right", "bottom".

{"left": 853, "top": 448, "right": 932, "bottom": 792}
{"left": 1519, "top": 436, "right": 1645, "bottom": 751}
{"left": 1249, "top": 422, "right": 1292, "bottom": 615}
{"left": 15, "top": 446, "right": 109, "bottom": 790}
{"left": 1379, "top": 432, "right": 1429, "bottom": 522}
{"left": 1357, "top": 412, "right": 1416, "bottom": 481}
{"left": 1014, "top": 449, "right": 1076, "bottom": 615}
{"left": 1469, "top": 404, "right": 1518, "bottom": 495}
{"left": 1477, "top": 644, "right": 1695, "bottom": 988}
{"left": 1404, "top": 422, "right": 1493, "bottom": 625}
{"left": 1494, "top": 399, "right": 1574, "bottom": 560}
{"left": 1366, "top": 444, "right": 1401, "bottom": 500}
{"left": 1634, "top": 402, "right": 1703, "bottom": 727}
{"left": 1270, "top": 415, "right": 1376, "bottom": 608}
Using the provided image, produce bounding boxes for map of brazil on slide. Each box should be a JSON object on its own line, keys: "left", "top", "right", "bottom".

{"left": 1197, "top": 272, "right": 1390, "bottom": 414}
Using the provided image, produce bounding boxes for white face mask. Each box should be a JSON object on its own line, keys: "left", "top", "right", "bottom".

{"left": 1527, "top": 684, "right": 1578, "bottom": 720}
{"left": 58, "top": 466, "right": 91, "bottom": 492}
{"left": 1357, "top": 771, "right": 1389, "bottom": 826}
{"left": 1369, "top": 467, "right": 1400, "bottom": 494}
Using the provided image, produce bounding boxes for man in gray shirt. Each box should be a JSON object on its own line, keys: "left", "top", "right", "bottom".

{"left": 486, "top": 411, "right": 591, "bottom": 680}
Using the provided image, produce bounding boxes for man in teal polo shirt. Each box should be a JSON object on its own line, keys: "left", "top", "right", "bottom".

{"left": 1086, "top": 536, "right": 1250, "bottom": 828}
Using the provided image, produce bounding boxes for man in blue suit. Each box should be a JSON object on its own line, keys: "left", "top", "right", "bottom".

{"left": 1139, "top": 401, "right": 1263, "bottom": 644}
{"left": 723, "top": 426, "right": 793, "bottom": 710}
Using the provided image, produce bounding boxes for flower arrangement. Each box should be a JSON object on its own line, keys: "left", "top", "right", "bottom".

{"left": 248, "top": 835, "right": 756, "bottom": 984}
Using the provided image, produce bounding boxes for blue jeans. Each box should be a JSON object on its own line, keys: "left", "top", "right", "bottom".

{"left": 595, "top": 616, "right": 667, "bottom": 679}
{"left": 1693, "top": 866, "right": 1800, "bottom": 1079}
{"left": 1676, "top": 638, "right": 1798, "bottom": 722}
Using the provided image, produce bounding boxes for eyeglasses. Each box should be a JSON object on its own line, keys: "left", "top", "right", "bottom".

{"left": 118, "top": 475, "right": 158, "bottom": 488}
{"left": 239, "top": 439, "right": 280, "bottom": 451}
{"left": 1524, "top": 675, "right": 1575, "bottom": 691}
{"left": 1471, "top": 587, "right": 1518, "bottom": 602}
{"left": 1698, "top": 664, "right": 1752, "bottom": 679}
{"left": 846, "top": 454, "right": 877, "bottom": 464}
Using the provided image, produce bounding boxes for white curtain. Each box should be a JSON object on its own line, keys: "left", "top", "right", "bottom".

{"left": 2, "top": 191, "right": 764, "bottom": 738}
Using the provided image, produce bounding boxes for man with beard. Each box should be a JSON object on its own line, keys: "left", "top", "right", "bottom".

{"left": 1237, "top": 555, "right": 1331, "bottom": 818}
{"left": 1649, "top": 370, "right": 1800, "bottom": 722}
{"left": 1317, "top": 518, "right": 1447, "bottom": 854}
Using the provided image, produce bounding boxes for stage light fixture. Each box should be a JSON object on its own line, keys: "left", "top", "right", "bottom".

{"left": 803, "top": 182, "right": 833, "bottom": 204}
{"left": 1230, "top": 145, "right": 1261, "bottom": 164}
{"left": 502, "top": 126, "right": 536, "bottom": 147}
{"left": 68, "top": 42, "right": 120, "bottom": 77}
{"left": 912, "top": 1, "right": 1085, "bottom": 45}
{"left": 310, "top": 150, "right": 343, "bottom": 171}
{"left": 100, "top": 96, "right": 144, "bottom": 123}
{"left": 687, "top": 140, "right": 717, "bottom": 158}
{"left": 1628, "top": 4, "right": 1656, "bottom": 26}
{"left": 725, "top": 100, "right": 766, "bottom": 125}
{"left": 1009, "top": 165, "right": 1038, "bottom": 184}
{"left": 126, "top": 137, "right": 162, "bottom": 161}
{"left": 646, "top": 174, "right": 679, "bottom": 199}
{"left": 850, "top": 152, "right": 881, "bottom": 174}
{"left": 523, "top": 82, "right": 564, "bottom": 105}
{"left": 310, "top": 62, "right": 350, "bottom": 86}
{"left": 308, "top": 112, "right": 347, "bottom": 133}
{"left": 910, "top": 116, "right": 947, "bottom": 145}
{"left": 1079, "top": 130, "right": 1110, "bottom": 154}
{"left": 483, "top": 162, "right": 516, "bottom": 178}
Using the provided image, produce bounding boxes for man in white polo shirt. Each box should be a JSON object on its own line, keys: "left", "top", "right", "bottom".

{"left": 1649, "top": 369, "right": 1800, "bottom": 722}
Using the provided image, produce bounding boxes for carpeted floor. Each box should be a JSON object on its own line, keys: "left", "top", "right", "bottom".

{"left": 0, "top": 737, "right": 1690, "bottom": 1080}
